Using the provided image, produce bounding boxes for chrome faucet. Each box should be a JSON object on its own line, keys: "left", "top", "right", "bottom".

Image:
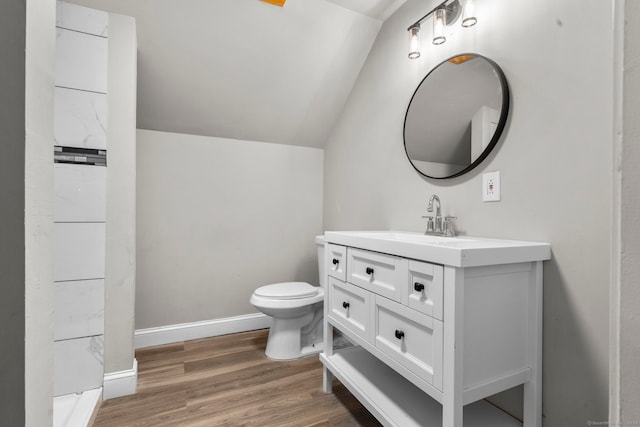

{"left": 423, "top": 194, "right": 457, "bottom": 237}
{"left": 427, "top": 194, "right": 442, "bottom": 233}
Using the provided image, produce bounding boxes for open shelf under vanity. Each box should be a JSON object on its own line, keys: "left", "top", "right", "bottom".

{"left": 321, "top": 346, "right": 521, "bottom": 427}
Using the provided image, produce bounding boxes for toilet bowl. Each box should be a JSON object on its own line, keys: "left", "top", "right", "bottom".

{"left": 250, "top": 236, "right": 325, "bottom": 360}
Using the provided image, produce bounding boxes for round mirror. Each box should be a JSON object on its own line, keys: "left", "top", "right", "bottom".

{"left": 403, "top": 53, "right": 509, "bottom": 179}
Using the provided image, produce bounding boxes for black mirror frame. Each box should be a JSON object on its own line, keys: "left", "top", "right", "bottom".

{"left": 403, "top": 53, "right": 510, "bottom": 180}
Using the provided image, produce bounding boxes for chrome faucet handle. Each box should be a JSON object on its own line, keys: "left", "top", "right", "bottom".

{"left": 443, "top": 216, "right": 457, "bottom": 237}
{"left": 422, "top": 215, "right": 435, "bottom": 233}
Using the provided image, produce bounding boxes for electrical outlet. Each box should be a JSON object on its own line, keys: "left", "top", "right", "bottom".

{"left": 483, "top": 171, "right": 501, "bottom": 202}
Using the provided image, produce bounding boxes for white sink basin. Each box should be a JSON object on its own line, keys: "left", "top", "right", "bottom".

{"left": 324, "top": 230, "right": 550, "bottom": 267}
{"left": 352, "top": 231, "right": 475, "bottom": 244}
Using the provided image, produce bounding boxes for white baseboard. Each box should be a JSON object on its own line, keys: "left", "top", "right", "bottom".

{"left": 134, "top": 313, "right": 270, "bottom": 349}
{"left": 103, "top": 358, "right": 137, "bottom": 400}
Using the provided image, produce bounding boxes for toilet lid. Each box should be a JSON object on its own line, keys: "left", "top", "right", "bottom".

{"left": 254, "top": 282, "right": 319, "bottom": 300}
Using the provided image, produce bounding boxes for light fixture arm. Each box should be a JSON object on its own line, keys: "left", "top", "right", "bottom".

{"left": 406, "top": 0, "right": 461, "bottom": 31}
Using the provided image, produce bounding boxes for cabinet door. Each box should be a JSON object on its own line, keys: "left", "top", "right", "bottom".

{"left": 347, "top": 248, "right": 406, "bottom": 302}
{"left": 328, "top": 277, "right": 372, "bottom": 344}
{"left": 374, "top": 295, "right": 443, "bottom": 390}
{"left": 327, "top": 244, "right": 347, "bottom": 281}
{"left": 407, "top": 260, "right": 444, "bottom": 320}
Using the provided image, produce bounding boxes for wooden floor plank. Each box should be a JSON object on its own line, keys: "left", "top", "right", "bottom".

{"left": 94, "top": 329, "right": 381, "bottom": 427}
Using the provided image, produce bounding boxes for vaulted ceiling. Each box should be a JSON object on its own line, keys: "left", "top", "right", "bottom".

{"left": 68, "top": 0, "right": 406, "bottom": 148}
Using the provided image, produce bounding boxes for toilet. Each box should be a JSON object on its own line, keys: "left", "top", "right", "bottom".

{"left": 250, "top": 235, "right": 325, "bottom": 360}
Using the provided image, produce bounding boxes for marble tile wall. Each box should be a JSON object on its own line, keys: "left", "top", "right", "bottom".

{"left": 53, "top": 223, "right": 106, "bottom": 282}
{"left": 55, "top": 29, "right": 108, "bottom": 93}
{"left": 53, "top": 336, "right": 105, "bottom": 396}
{"left": 54, "top": 164, "right": 106, "bottom": 222}
{"left": 53, "top": 1, "right": 108, "bottom": 397}
{"left": 54, "top": 0, "right": 108, "bottom": 151}
{"left": 56, "top": 1, "right": 109, "bottom": 37}
{"left": 54, "top": 279, "right": 105, "bottom": 341}
{"left": 54, "top": 88, "right": 107, "bottom": 150}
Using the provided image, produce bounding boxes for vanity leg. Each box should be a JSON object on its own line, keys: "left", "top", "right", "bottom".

{"left": 322, "top": 367, "right": 334, "bottom": 393}
{"left": 322, "top": 316, "right": 334, "bottom": 394}
{"left": 524, "top": 261, "right": 543, "bottom": 427}
{"left": 442, "top": 401, "right": 463, "bottom": 427}
{"left": 442, "top": 266, "right": 464, "bottom": 427}
{"left": 523, "top": 374, "right": 541, "bottom": 427}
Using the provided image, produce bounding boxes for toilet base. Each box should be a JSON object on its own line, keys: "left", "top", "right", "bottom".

{"left": 300, "top": 342, "right": 323, "bottom": 358}
{"left": 264, "top": 310, "right": 323, "bottom": 360}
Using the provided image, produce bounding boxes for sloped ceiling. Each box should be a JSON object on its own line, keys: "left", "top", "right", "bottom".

{"left": 68, "top": 0, "right": 406, "bottom": 148}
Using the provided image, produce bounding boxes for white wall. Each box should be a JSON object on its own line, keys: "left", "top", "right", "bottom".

{"left": 324, "top": 0, "right": 612, "bottom": 425}
{"left": 136, "top": 130, "right": 323, "bottom": 329}
{"left": 611, "top": 0, "right": 640, "bottom": 423}
{"left": 104, "top": 12, "right": 137, "bottom": 375}
{"left": 25, "top": 0, "right": 56, "bottom": 424}
{"left": 1, "top": 1, "right": 56, "bottom": 424}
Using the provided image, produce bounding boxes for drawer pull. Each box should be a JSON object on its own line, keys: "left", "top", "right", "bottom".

{"left": 394, "top": 330, "right": 405, "bottom": 340}
{"left": 365, "top": 267, "right": 374, "bottom": 275}
{"left": 414, "top": 282, "right": 425, "bottom": 292}
{"left": 342, "top": 301, "right": 350, "bottom": 309}
{"left": 332, "top": 258, "right": 339, "bottom": 266}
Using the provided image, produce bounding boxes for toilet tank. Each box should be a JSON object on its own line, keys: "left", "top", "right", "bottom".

{"left": 315, "top": 235, "right": 325, "bottom": 287}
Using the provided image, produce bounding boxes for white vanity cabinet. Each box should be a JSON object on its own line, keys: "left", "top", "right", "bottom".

{"left": 320, "top": 232, "right": 551, "bottom": 427}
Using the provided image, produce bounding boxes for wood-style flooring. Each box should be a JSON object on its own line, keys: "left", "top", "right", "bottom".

{"left": 93, "top": 329, "right": 381, "bottom": 426}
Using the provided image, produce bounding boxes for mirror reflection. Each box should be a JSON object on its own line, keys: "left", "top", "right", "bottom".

{"left": 403, "top": 54, "right": 509, "bottom": 179}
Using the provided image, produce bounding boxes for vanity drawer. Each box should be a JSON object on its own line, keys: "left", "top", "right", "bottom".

{"left": 327, "top": 243, "right": 347, "bottom": 281}
{"left": 407, "top": 260, "right": 444, "bottom": 320}
{"left": 328, "top": 277, "right": 372, "bottom": 344}
{"left": 374, "top": 295, "right": 443, "bottom": 390}
{"left": 347, "top": 248, "right": 406, "bottom": 302}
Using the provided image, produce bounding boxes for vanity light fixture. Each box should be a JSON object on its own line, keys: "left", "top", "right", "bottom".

{"left": 462, "top": 0, "right": 477, "bottom": 27}
{"left": 408, "top": 25, "right": 421, "bottom": 59}
{"left": 432, "top": 8, "right": 447, "bottom": 45}
{"left": 407, "top": 0, "right": 477, "bottom": 59}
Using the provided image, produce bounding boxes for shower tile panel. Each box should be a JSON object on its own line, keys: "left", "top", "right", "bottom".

{"left": 56, "top": 1, "right": 109, "bottom": 37}
{"left": 54, "top": 163, "right": 106, "bottom": 222}
{"left": 54, "top": 223, "right": 105, "bottom": 282}
{"left": 54, "top": 87, "right": 107, "bottom": 150}
{"left": 54, "top": 279, "right": 105, "bottom": 341}
{"left": 55, "top": 28, "right": 108, "bottom": 93}
{"left": 53, "top": 336, "right": 104, "bottom": 397}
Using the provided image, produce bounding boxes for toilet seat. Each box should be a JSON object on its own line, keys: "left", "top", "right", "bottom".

{"left": 251, "top": 282, "right": 324, "bottom": 310}
{"left": 254, "top": 282, "right": 319, "bottom": 300}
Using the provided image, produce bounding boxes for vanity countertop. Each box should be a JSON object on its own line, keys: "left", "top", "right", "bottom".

{"left": 324, "top": 230, "right": 551, "bottom": 267}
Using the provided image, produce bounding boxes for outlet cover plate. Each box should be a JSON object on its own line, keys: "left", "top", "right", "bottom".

{"left": 483, "top": 171, "right": 501, "bottom": 202}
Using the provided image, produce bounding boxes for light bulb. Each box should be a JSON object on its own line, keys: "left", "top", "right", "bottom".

{"left": 462, "top": 0, "right": 477, "bottom": 27}
{"left": 432, "top": 8, "right": 446, "bottom": 45}
{"left": 408, "top": 26, "right": 421, "bottom": 59}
